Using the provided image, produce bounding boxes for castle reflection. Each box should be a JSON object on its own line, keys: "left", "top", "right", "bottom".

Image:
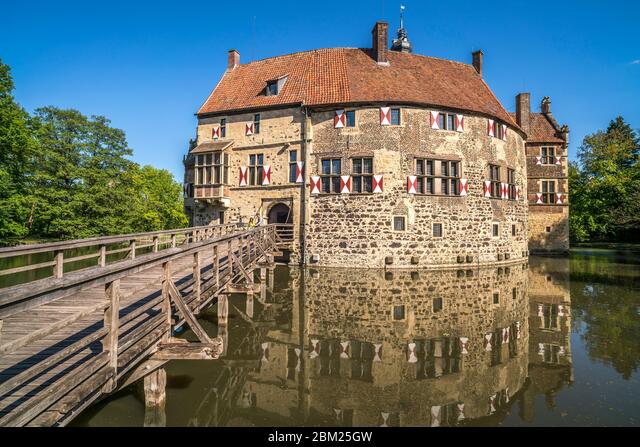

{"left": 223, "top": 258, "right": 573, "bottom": 427}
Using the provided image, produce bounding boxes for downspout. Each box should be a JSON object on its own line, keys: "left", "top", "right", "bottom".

{"left": 299, "top": 106, "right": 309, "bottom": 266}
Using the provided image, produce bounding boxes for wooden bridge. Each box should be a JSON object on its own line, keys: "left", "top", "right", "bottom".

{"left": 0, "top": 223, "right": 294, "bottom": 427}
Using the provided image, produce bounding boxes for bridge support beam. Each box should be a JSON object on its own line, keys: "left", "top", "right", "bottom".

{"left": 144, "top": 368, "right": 166, "bottom": 427}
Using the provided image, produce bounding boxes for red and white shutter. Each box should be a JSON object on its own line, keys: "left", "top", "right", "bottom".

{"left": 556, "top": 193, "right": 565, "bottom": 204}
{"left": 487, "top": 119, "right": 495, "bottom": 137}
{"left": 245, "top": 122, "right": 254, "bottom": 136}
{"left": 538, "top": 304, "right": 544, "bottom": 317}
{"left": 262, "top": 165, "right": 271, "bottom": 185}
{"left": 502, "top": 124, "right": 508, "bottom": 141}
{"left": 212, "top": 125, "right": 220, "bottom": 140}
{"left": 340, "top": 175, "right": 351, "bottom": 193}
{"left": 380, "top": 107, "right": 391, "bottom": 126}
{"left": 309, "top": 338, "right": 320, "bottom": 359}
{"left": 430, "top": 111, "right": 440, "bottom": 129}
{"left": 484, "top": 333, "right": 493, "bottom": 351}
{"left": 431, "top": 406, "right": 441, "bottom": 428}
{"left": 295, "top": 161, "right": 304, "bottom": 183}
{"left": 239, "top": 166, "right": 248, "bottom": 186}
{"left": 459, "top": 178, "right": 469, "bottom": 196}
{"left": 339, "top": 341, "right": 350, "bottom": 359}
{"left": 459, "top": 337, "right": 469, "bottom": 355}
{"left": 555, "top": 156, "right": 562, "bottom": 165}
{"left": 501, "top": 182, "right": 508, "bottom": 200}
{"left": 536, "top": 193, "right": 543, "bottom": 204}
{"left": 484, "top": 180, "right": 492, "bottom": 198}
{"left": 535, "top": 156, "right": 542, "bottom": 165}
{"left": 502, "top": 327, "right": 510, "bottom": 344}
{"left": 456, "top": 114, "right": 465, "bottom": 132}
{"left": 515, "top": 321, "right": 521, "bottom": 339}
{"left": 310, "top": 176, "right": 321, "bottom": 194}
{"left": 373, "top": 343, "right": 382, "bottom": 362}
{"left": 373, "top": 174, "right": 383, "bottom": 193}
{"left": 260, "top": 342, "right": 269, "bottom": 363}
{"left": 407, "top": 176, "right": 418, "bottom": 194}
{"left": 334, "top": 110, "right": 345, "bottom": 128}
{"left": 515, "top": 185, "right": 521, "bottom": 200}
{"left": 558, "top": 305, "right": 566, "bottom": 317}
{"left": 407, "top": 342, "right": 418, "bottom": 363}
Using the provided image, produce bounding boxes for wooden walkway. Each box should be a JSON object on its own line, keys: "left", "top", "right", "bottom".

{"left": 0, "top": 223, "right": 290, "bottom": 426}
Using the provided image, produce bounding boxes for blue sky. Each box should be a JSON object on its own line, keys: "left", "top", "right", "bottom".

{"left": 3, "top": 0, "right": 638, "bottom": 180}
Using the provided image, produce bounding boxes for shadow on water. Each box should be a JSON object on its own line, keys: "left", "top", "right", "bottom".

{"left": 70, "top": 249, "right": 640, "bottom": 427}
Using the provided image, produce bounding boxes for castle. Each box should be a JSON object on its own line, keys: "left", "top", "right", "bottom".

{"left": 183, "top": 20, "right": 569, "bottom": 268}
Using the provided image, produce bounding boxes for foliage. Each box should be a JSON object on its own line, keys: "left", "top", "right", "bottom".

{"left": 0, "top": 59, "right": 187, "bottom": 243}
{"left": 569, "top": 117, "right": 640, "bottom": 242}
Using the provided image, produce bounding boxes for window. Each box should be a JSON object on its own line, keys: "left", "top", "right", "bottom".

{"left": 433, "top": 223, "right": 443, "bottom": 238}
{"left": 437, "top": 113, "right": 457, "bottom": 131}
{"left": 433, "top": 298, "right": 443, "bottom": 312}
{"left": 489, "top": 164, "right": 501, "bottom": 198}
{"left": 266, "top": 80, "right": 278, "bottom": 96}
{"left": 346, "top": 110, "right": 356, "bottom": 127}
{"left": 494, "top": 122, "right": 504, "bottom": 139}
{"left": 393, "top": 305, "right": 405, "bottom": 320}
{"left": 512, "top": 224, "right": 516, "bottom": 236}
{"left": 195, "top": 152, "right": 229, "bottom": 185}
{"left": 351, "top": 158, "right": 373, "bottom": 193}
{"left": 320, "top": 158, "right": 341, "bottom": 193}
{"left": 541, "top": 180, "right": 556, "bottom": 204}
{"left": 415, "top": 159, "right": 460, "bottom": 195}
{"left": 220, "top": 118, "right": 226, "bottom": 138}
{"left": 254, "top": 114, "right": 261, "bottom": 134}
{"left": 507, "top": 168, "right": 516, "bottom": 200}
{"left": 512, "top": 287, "right": 517, "bottom": 300}
{"left": 541, "top": 146, "right": 555, "bottom": 165}
{"left": 393, "top": 216, "right": 406, "bottom": 231}
{"left": 492, "top": 223, "right": 499, "bottom": 237}
{"left": 546, "top": 226, "right": 552, "bottom": 233}
{"left": 390, "top": 108, "right": 401, "bottom": 125}
{"left": 289, "top": 150, "right": 298, "bottom": 183}
{"left": 493, "top": 292, "right": 500, "bottom": 305}
{"left": 248, "top": 153, "right": 264, "bottom": 186}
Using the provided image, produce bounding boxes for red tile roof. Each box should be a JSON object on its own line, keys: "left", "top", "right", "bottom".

{"left": 509, "top": 112, "right": 565, "bottom": 143}
{"left": 198, "top": 48, "right": 519, "bottom": 129}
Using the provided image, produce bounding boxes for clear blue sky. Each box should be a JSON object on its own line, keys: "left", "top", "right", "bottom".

{"left": 3, "top": 0, "right": 638, "bottom": 180}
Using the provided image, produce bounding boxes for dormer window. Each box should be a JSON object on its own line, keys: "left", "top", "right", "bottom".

{"left": 265, "top": 75, "right": 287, "bottom": 96}
{"left": 266, "top": 81, "right": 278, "bottom": 96}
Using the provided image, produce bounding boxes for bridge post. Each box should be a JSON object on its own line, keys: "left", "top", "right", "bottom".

{"left": 213, "top": 244, "right": 219, "bottom": 290}
{"left": 193, "top": 251, "right": 201, "bottom": 313}
{"left": 227, "top": 239, "right": 233, "bottom": 281}
{"left": 171, "top": 234, "right": 176, "bottom": 248}
{"left": 217, "top": 293, "right": 228, "bottom": 326}
{"left": 129, "top": 240, "right": 136, "bottom": 260}
{"left": 162, "top": 261, "right": 173, "bottom": 341}
{"left": 103, "top": 279, "right": 120, "bottom": 392}
{"left": 98, "top": 245, "right": 106, "bottom": 267}
{"left": 143, "top": 368, "right": 166, "bottom": 427}
{"left": 153, "top": 236, "right": 159, "bottom": 253}
{"left": 53, "top": 250, "right": 63, "bottom": 279}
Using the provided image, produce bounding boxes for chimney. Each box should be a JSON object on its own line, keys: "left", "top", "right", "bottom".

{"left": 227, "top": 49, "right": 240, "bottom": 70}
{"left": 372, "top": 22, "right": 389, "bottom": 64}
{"left": 515, "top": 93, "right": 531, "bottom": 135}
{"left": 541, "top": 96, "right": 551, "bottom": 114}
{"left": 472, "top": 50, "right": 484, "bottom": 77}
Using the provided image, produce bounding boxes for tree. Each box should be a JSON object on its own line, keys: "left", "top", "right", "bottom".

{"left": 132, "top": 165, "right": 188, "bottom": 232}
{"left": 0, "top": 59, "right": 38, "bottom": 239}
{"left": 570, "top": 117, "right": 640, "bottom": 242}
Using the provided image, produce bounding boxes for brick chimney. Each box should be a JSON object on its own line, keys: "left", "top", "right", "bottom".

{"left": 472, "top": 50, "right": 484, "bottom": 77}
{"left": 515, "top": 93, "right": 531, "bottom": 135}
{"left": 227, "top": 49, "right": 240, "bottom": 70}
{"left": 372, "top": 22, "right": 389, "bottom": 64}
{"left": 541, "top": 96, "right": 551, "bottom": 114}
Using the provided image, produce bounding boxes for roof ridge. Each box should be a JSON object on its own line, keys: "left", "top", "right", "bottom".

{"left": 238, "top": 47, "right": 360, "bottom": 66}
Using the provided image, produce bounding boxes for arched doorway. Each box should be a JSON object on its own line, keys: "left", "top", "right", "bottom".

{"left": 268, "top": 203, "right": 292, "bottom": 224}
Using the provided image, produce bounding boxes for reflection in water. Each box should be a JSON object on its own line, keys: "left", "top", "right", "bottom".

{"left": 72, "top": 253, "right": 640, "bottom": 427}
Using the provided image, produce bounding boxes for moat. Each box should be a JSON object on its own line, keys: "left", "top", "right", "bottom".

{"left": 71, "top": 249, "right": 640, "bottom": 427}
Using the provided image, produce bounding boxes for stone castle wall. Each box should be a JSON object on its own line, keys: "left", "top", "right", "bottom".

{"left": 305, "top": 107, "right": 528, "bottom": 268}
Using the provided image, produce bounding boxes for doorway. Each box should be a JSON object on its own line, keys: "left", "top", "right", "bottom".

{"left": 268, "top": 203, "right": 292, "bottom": 224}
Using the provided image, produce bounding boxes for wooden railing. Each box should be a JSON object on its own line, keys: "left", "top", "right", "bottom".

{"left": 274, "top": 224, "right": 294, "bottom": 248}
{"left": 0, "top": 224, "right": 278, "bottom": 426}
{"left": 0, "top": 223, "right": 241, "bottom": 289}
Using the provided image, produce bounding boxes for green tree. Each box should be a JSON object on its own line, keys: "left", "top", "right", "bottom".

{"left": 0, "top": 59, "right": 38, "bottom": 239}
{"left": 570, "top": 117, "right": 639, "bottom": 242}
{"left": 132, "top": 165, "right": 188, "bottom": 232}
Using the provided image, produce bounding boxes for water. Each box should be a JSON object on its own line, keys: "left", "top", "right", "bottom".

{"left": 71, "top": 250, "right": 640, "bottom": 427}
